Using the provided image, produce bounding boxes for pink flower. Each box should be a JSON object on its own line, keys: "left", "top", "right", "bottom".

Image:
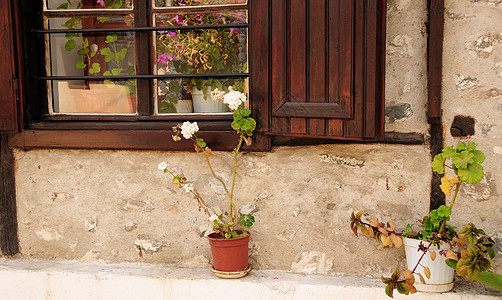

{"left": 171, "top": 15, "right": 186, "bottom": 26}
{"left": 230, "top": 28, "right": 239, "bottom": 34}
{"left": 96, "top": 0, "right": 105, "bottom": 6}
{"left": 157, "top": 52, "right": 179, "bottom": 64}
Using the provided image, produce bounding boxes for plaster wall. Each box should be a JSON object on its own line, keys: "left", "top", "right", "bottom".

{"left": 12, "top": 0, "right": 502, "bottom": 278}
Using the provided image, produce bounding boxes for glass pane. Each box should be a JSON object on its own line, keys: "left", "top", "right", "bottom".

{"left": 51, "top": 80, "right": 137, "bottom": 113}
{"left": 155, "top": 11, "right": 248, "bottom": 113}
{"left": 47, "top": 17, "right": 136, "bottom": 114}
{"left": 154, "top": 0, "right": 246, "bottom": 7}
{"left": 46, "top": 0, "right": 133, "bottom": 10}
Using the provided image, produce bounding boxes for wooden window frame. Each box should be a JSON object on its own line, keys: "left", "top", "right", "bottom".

{"left": 8, "top": 0, "right": 390, "bottom": 151}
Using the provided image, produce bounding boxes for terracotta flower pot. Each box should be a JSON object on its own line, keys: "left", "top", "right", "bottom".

{"left": 207, "top": 232, "right": 250, "bottom": 272}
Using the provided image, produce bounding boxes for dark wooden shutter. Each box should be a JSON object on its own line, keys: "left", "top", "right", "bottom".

{"left": 257, "top": 0, "right": 386, "bottom": 140}
{"left": 0, "top": 0, "right": 18, "bottom": 132}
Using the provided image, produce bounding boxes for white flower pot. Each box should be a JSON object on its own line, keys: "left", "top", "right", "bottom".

{"left": 175, "top": 99, "right": 193, "bottom": 113}
{"left": 403, "top": 237, "right": 455, "bottom": 293}
{"left": 191, "top": 86, "right": 229, "bottom": 113}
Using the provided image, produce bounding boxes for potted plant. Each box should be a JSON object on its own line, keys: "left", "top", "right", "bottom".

{"left": 58, "top": 0, "right": 137, "bottom": 113}
{"left": 156, "top": 0, "right": 247, "bottom": 112}
{"left": 350, "top": 142, "right": 502, "bottom": 297}
{"left": 158, "top": 87, "right": 256, "bottom": 277}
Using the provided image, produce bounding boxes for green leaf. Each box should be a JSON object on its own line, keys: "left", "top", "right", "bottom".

{"left": 65, "top": 33, "right": 77, "bottom": 39}
{"left": 241, "top": 108, "right": 251, "bottom": 117}
{"left": 431, "top": 154, "right": 445, "bottom": 174}
{"left": 197, "top": 138, "right": 206, "bottom": 148}
{"left": 116, "top": 48, "right": 127, "bottom": 62}
{"left": 488, "top": 247, "right": 496, "bottom": 260}
{"left": 231, "top": 120, "right": 240, "bottom": 130}
{"left": 158, "top": 101, "right": 177, "bottom": 113}
{"left": 168, "top": 81, "right": 180, "bottom": 93}
{"left": 458, "top": 162, "right": 484, "bottom": 184}
{"left": 391, "top": 268, "right": 401, "bottom": 281}
{"left": 77, "top": 46, "right": 89, "bottom": 56}
{"left": 106, "top": 34, "right": 118, "bottom": 44}
{"left": 76, "top": 2, "right": 83, "bottom": 8}
{"left": 452, "top": 150, "right": 474, "bottom": 169}
{"left": 167, "top": 94, "right": 178, "bottom": 104}
{"left": 111, "top": 68, "right": 123, "bottom": 75}
{"left": 385, "top": 284, "right": 394, "bottom": 298}
{"left": 89, "top": 62, "right": 101, "bottom": 74}
{"left": 396, "top": 282, "right": 410, "bottom": 295}
{"left": 248, "top": 118, "right": 256, "bottom": 131}
{"left": 475, "top": 271, "right": 502, "bottom": 291}
{"left": 64, "top": 39, "right": 76, "bottom": 51}
{"left": 472, "top": 150, "right": 485, "bottom": 164}
{"left": 76, "top": 60, "right": 86, "bottom": 69}
{"left": 441, "top": 146, "right": 456, "bottom": 159}
{"left": 446, "top": 259, "right": 458, "bottom": 269}
{"left": 101, "top": 48, "right": 114, "bottom": 62}
{"left": 97, "top": 17, "right": 111, "bottom": 23}
{"left": 103, "top": 70, "right": 111, "bottom": 76}
{"left": 457, "top": 142, "right": 467, "bottom": 151}
{"left": 57, "top": 3, "right": 69, "bottom": 9}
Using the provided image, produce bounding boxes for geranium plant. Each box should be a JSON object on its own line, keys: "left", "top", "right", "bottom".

{"left": 158, "top": 87, "right": 255, "bottom": 238}
{"left": 350, "top": 142, "right": 502, "bottom": 297}
{"left": 156, "top": 0, "right": 247, "bottom": 111}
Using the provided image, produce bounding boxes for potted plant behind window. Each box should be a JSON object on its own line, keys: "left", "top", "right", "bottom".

{"left": 350, "top": 142, "right": 502, "bottom": 297}
{"left": 158, "top": 87, "right": 256, "bottom": 277}
{"left": 58, "top": 0, "right": 137, "bottom": 113}
{"left": 156, "top": 0, "right": 247, "bottom": 113}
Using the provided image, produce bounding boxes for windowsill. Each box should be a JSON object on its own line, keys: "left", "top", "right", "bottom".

{"left": 0, "top": 258, "right": 498, "bottom": 299}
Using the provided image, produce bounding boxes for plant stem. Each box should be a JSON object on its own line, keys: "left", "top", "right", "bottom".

{"left": 203, "top": 151, "right": 231, "bottom": 197}
{"left": 411, "top": 242, "right": 433, "bottom": 274}
{"left": 439, "top": 181, "right": 461, "bottom": 234}
{"left": 449, "top": 181, "right": 461, "bottom": 210}
{"left": 229, "top": 133, "right": 244, "bottom": 223}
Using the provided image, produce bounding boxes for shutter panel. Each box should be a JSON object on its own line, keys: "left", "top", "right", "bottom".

{"left": 268, "top": 0, "right": 385, "bottom": 140}
{"left": 0, "top": 0, "right": 18, "bottom": 132}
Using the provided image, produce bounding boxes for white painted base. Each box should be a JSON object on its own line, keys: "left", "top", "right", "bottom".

{"left": 0, "top": 258, "right": 499, "bottom": 300}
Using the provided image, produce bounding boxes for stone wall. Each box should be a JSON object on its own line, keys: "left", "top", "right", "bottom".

{"left": 12, "top": 0, "right": 502, "bottom": 278}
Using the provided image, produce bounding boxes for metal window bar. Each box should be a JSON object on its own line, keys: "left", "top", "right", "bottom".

{"left": 33, "top": 23, "right": 248, "bottom": 34}
{"left": 35, "top": 23, "right": 249, "bottom": 81}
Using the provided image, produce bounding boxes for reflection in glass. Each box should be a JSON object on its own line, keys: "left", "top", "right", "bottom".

{"left": 46, "top": 0, "right": 133, "bottom": 10}
{"left": 48, "top": 16, "right": 136, "bottom": 114}
{"left": 154, "top": 0, "right": 246, "bottom": 8}
{"left": 155, "top": 11, "right": 248, "bottom": 113}
{"left": 51, "top": 80, "right": 137, "bottom": 113}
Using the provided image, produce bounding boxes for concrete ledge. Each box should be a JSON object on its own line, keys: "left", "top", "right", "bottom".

{"left": 0, "top": 258, "right": 500, "bottom": 299}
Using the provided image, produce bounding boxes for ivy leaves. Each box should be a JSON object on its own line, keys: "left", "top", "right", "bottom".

{"left": 431, "top": 141, "right": 485, "bottom": 184}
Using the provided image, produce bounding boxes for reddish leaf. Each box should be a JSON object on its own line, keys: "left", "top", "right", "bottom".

{"left": 418, "top": 273, "right": 426, "bottom": 284}
{"left": 390, "top": 234, "right": 403, "bottom": 248}
{"left": 446, "top": 250, "right": 458, "bottom": 261}
{"left": 350, "top": 222, "right": 358, "bottom": 237}
{"left": 370, "top": 218, "right": 380, "bottom": 227}
{"left": 387, "top": 220, "right": 396, "bottom": 232}
{"left": 378, "top": 227, "right": 389, "bottom": 237}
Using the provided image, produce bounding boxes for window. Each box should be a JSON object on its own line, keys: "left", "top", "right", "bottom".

{"left": 2, "top": 0, "right": 387, "bottom": 150}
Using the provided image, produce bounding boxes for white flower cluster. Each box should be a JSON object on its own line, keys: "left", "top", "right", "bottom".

{"left": 210, "top": 88, "right": 225, "bottom": 103}
{"left": 158, "top": 161, "right": 168, "bottom": 171}
{"left": 209, "top": 214, "right": 218, "bottom": 222}
{"left": 180, "top": 121, "right": 199, "bottom": 139}
{"left": 184, "top": 183, "right": 194, "bottom": 193}
{"left": 223, "top": 88, "right": 247, "bottom": 111}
